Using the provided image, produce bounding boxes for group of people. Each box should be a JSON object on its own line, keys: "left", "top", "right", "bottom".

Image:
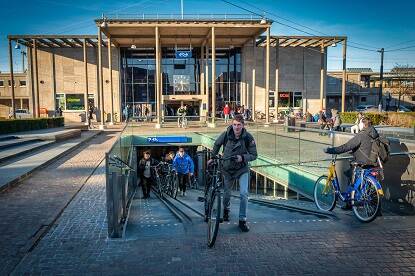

{"left": 223, "top": 103, "right": 252, "bottom": 123}
{"left": 123, "top": 104, "right": 151, "bottom": 122}
{"left": 316, "top": 109, "right": 342, "bottom": 132}
{"left": 138, "top": 147, "right": 195, "bottom": 199}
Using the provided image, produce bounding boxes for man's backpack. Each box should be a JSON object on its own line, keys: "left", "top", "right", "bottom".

{"left": 370, "top": 136, "right": 390, "bottom": 164}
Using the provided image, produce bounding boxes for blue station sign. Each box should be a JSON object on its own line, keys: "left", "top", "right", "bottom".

{"left": 175, "top": 51, "right": 192, "bottom": 59}
{"left": 147, "top": 136, "right": 191, "bottom": 143}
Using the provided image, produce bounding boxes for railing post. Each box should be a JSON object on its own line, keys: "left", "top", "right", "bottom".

{"left": 197, "top": 148, "right": 206, "bottom": 187}
{"left": 113, "top": 173, "right": 122, "bottom": 238}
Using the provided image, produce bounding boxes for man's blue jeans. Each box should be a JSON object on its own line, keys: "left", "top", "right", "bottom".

{"left": 223, "top": 172, "right": 249, "bottom": 221}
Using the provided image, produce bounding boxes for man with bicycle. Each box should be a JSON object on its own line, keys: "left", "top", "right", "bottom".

{"left": 173, "top": 147, "right": 194, "bottom": 197}
{"left": 177, "top": 104, "right": 187, "bottom": 128}
{"left": 324, "top": 117, "right": 381, "bottom": 209}
{"left": 209, "top": 114, "right": 257, "bottom": 232}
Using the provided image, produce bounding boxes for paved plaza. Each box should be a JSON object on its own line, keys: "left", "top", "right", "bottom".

{"left": 0, "top": 125, "right": 414, "bottom": 275}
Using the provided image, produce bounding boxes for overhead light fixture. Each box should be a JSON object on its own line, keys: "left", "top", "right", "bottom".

{"left": 331, "top": 42, "right": 337, "bottom": 47}
{"left": 260, "top": 18, "right": 267, "bottom": 25}
{"left": 15, "top": 42, "right": 20, "bottom": 50}
{"left": 131, "top": 44, "right": 137, "bottom": 49}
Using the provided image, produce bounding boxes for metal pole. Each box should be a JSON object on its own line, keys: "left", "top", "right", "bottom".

{"left": 341, "top": 39, "right": 347, "bottom": 113}
{"left": 8, "top": 39, "right": 16, "bottom": 119}
{"left": 155, "top": 26, "right": 161, "bottom": 126}
{"left": 211, "top": 26, "right": 216, "bottom": 125}
{"left": 28, "top": 48, "right": 36, "bottom": 116}
{"left": 181, "top": 0, "right": 184, "bottom": 20}
{"left": 378, "top": 48, "right": 384, "bottom": 109}
{"left": 252, "top": 38, "right": 256, "bottom": 121}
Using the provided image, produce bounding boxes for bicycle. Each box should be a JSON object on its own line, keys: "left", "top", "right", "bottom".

{"left": 164, "top": 163, "right": 179, "bottom": 199}
{"left": 151, "top": 163, "right": 165, "bottom": 198}
{"left": 198, "top": 155, "right": 235, "bottom": 247}
{"left": 313, "top": 155, "right": 384, "bottom": 222}
{"left": 177, "top": 115, "right": 188, "bottom": 128}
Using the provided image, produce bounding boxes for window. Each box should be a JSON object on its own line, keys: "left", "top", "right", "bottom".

{"left": 412, "top": 96, "right": 415, "bottom": 102}
{"left": 19, "top": 80, "right": 26, "bottom": 87}
{"left": 56, "top": 94, "right": 65, "bottom": 110}
{"left": 360, "top": 97, "right": 367, "bottom": 103}
{"left": 278, "top": 92, "right": 302, "bottom": 108}
{"left": 8, "top": 80, "right": 15, "bottom": 87}
{"left": 66, "top": 94, "right": 85, "bottom": 110}
{"left": 0, "top": 80, "right": 4, "bottom": 87}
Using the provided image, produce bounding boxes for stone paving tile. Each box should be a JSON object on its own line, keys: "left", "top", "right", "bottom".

{"left": 0, "top": 131, "right": 119, "bottom": 275}
{"left": 11, "top": 150, "right": 415, "bottom": 275}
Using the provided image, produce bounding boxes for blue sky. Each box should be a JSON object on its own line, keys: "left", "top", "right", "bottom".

{"left": 0, "top": 0, "right": 414, "bottom": 72}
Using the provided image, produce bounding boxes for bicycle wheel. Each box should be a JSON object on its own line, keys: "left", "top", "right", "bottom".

{"left": 156, "top": 177, "right": 163, "bottom": 198}
{"left": 352, "top": 177, "right": 380, "bottom": 223}
{"left": 171, "top": 174, "right": 179, "bottom": 199}
{"left": 313, "top": 175, "right": 336, "bottom": 211}
{"left": 207, "top": 190, "right": 221, "bottom": 248}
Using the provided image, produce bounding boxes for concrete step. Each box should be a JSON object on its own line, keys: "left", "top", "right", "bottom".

{"left": 0, "top": 130, "right": 101, "bottom": 192}
{"left": 0, "top": 140, "right": 55, "bottom": 164}
{"left": 0, "top": 136, "right": 18, "bottom": 142}
{"left": 0, "top": 138, "right": 42, "bottom": 151}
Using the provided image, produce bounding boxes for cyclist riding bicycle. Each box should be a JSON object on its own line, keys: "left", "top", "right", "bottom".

{"left": 177, "top": 105, "right": 187, "bottom": 127}
{"left": 208, "top": 114, "right": 257, "bottom": 232}
{"left": 324, "top": 117, "right": 383, "bottom": 209}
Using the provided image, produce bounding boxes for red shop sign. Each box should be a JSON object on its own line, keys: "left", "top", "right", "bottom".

{"left": 279, "top": 93, "right": 290, "bottom": 98}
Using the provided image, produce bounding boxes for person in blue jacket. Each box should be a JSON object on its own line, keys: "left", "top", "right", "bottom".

{"left": 173, "top": 147, "right": 194, "bottom": 197}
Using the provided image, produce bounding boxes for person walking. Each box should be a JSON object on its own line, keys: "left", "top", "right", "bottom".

{"left": 208, "top": 114, "right": 258, "bottom": 232}
{"left": 223, "top": 103, "right": 231, "bottom": 123}
{"left": 173, "top": 147, "right": 194, "bottom": 196}
{"left": 138, "top": 150, "right": 158, "bottom": 199}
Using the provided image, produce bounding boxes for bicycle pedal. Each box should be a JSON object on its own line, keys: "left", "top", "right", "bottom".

{"left": 197, "top": 196, "right": 205, "bottom": 202}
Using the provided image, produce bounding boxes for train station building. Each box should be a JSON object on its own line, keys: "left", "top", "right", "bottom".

{"left": 3, "top": 15, "right": 347, "bottom": 125}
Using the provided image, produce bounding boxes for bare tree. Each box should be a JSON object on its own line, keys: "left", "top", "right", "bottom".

{"left": 389, "top": 64, "right": 415, "bottom": 109}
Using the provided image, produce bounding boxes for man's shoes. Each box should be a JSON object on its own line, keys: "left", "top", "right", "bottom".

{"left": 239, "top": 220, "right": 249, "bottom": 232}
{"left": 223, "top": 209, "right": 230, "bottom": 222}
{"left": 341, "top": 202, "right": 352, "bottom": 210}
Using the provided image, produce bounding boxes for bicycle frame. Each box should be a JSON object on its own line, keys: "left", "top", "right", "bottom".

{"left": 327, "top": 159, "right": 384, "bottom": 203}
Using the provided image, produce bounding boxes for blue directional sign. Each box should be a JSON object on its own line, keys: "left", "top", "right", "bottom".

{"left": 147, "top": 136, "right": 191, "bottom": 143}
{"left": 175, "top": 51, "right": 192, "bottom": 59}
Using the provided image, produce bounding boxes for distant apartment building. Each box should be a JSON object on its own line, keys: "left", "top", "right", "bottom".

{"left": 328, "top": 67, "right": 415, "bottom": 111}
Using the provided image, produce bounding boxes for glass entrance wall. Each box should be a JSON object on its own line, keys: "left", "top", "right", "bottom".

{"left": 120, "top": 47, "right": 242, "bottom": 120}
{"left": 121, "top": 48, "right": 156, "bottom": 120}
{"left": 208, "top": 48, "right": 242, "bottom": 114}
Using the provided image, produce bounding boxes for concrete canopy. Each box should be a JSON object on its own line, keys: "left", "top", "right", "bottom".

{"left": 95, "top": 19, "right": 272, "bottom": 47}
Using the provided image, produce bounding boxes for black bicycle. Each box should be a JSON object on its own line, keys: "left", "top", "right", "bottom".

{"left": 199, "top": 155, "right": 235, "bottom": 248}
{"left": 151, "top": 163, "right": 165, "bottom": 198}
{"left": 165, "top": 163, "right": 179, "bottom": 199}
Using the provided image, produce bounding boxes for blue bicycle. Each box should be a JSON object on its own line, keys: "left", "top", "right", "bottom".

{"left": 313, "top": 155, "right": 384, "bottom": 222}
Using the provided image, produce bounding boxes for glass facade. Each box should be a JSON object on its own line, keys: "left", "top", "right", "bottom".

{"left": 120, "top": 47, "right": 242, "bottom": 119}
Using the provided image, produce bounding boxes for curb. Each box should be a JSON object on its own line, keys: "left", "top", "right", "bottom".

{"left": 0, "top": 130, "right": 102, "bottom": 193}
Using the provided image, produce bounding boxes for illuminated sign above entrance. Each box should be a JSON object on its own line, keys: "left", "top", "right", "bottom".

{"left": 147, "top": 136, "right": 191, "bottom": 143}
{"left": 175, "top": 51, "right": 192, "bottom": 59}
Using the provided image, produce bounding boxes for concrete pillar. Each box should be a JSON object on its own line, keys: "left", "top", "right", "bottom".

{"left": 252, "top": 38, "right": 256, "bottom": 121}
{"left": 211, "top": 26, "right": 216, "bottom": 125}
{"left": 284, "top": 186, "right": 288, "bottom": 199}
{"left": 97, "top": 27, "right": 105, "bottom": 128}
{"left": 108, "top": 37, "right": 114, "bottom": 125}
{"left": 8, "top": 39, "right": 16, "bottom": 119}
{"left": 265, "top": 27, "right": 270, "bottom": 124}
{"left": 205, "top": 44, "right": 209, "bottom": 120}
{"left": 28, "top": 47, "right": 36, "bottom": 116}
{"left": 155, "top": 26, "right": 161, "bottom": 127}
{"left": 275, "top": 38, "right": 280, "bottom": 116}
{"left": 33, "top": 39, "right": 40, "bottom": 118}
{"left": 273, "top": 180, "right": 276, "bottom": 197}
{"left": 341, "top": 39, "right": 347, "bottom": 112}
{"left": 320, "top": 43, "right": 325, "bottom": 111}
{"left": 51, "top": 52, "right": 57, "bottom": 115}
{"left": 83, "top": 39, "right": 89, "bottom": 125}
{"left": 200, "top": 45, "right": 205, "bottom": 95}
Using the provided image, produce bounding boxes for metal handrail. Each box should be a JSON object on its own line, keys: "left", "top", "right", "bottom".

{"left": 104, "top": 13, "right": 262, "bottom": 21}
